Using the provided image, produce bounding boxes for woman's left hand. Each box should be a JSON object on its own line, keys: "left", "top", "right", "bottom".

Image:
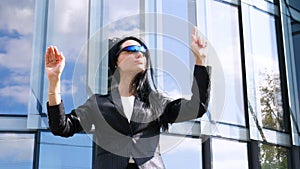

{"left": 191, "top": 26, "right": 208, "bottom": 66}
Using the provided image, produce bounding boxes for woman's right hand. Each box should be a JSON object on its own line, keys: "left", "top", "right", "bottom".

{"left": 45, "top": 45, "right": 65, "bottom": 82}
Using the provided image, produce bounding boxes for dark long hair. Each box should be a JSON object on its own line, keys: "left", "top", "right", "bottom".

{"left": 108, "top": 36, "right": 157, "bottom": 106}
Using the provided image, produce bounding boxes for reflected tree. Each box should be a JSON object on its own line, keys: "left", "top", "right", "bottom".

{"left": 259, "top": 71, "right": 287, "bottom": 169}
{"left": 260, "top": 144, "right": 287, "bottom": 169}
{"left": 259, "top": 71, "right": 284, "bottom": 131}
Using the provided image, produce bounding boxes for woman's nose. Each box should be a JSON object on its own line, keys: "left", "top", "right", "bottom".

{"left": 135, "top": 52, "right": 143, "bottom": 58}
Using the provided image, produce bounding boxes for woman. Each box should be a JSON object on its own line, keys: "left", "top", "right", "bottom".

{"left": 45, "top": 27, "right": 210, "bottom": 169}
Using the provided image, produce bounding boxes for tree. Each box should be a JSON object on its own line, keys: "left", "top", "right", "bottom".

{"left": 258, "top": 71, "right": 287, "bottom": 169}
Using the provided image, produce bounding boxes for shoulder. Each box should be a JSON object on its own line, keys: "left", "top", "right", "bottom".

{"left": 89, "top": 93, "right": 111, "bottom": 103}
{"left": 149, "top": 91, "right": 172, "bottom": 108}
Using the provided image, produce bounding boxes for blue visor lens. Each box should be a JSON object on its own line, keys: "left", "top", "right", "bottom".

{"left": 117, "top": 45, "right": 147, "bottom": 56}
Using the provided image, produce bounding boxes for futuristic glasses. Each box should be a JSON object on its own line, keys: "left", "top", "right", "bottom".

{"left": 116, "top": 45, "right": 147, "bottom": 56}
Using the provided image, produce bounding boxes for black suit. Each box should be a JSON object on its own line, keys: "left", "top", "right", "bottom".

{"left": 47, "top": 65, "right": 211, "bottom": 169}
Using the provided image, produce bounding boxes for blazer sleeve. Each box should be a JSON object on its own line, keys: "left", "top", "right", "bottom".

{"left": 162, "top": 65, "right": 211, "bottom": 124}
{"left": 47, "top": 95, "right": 95, "bottom": 137}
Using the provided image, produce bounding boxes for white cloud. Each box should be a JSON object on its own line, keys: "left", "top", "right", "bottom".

{"left": 52, "top": 0, "right": 88, "bottom": 34}
{"left": 0, "top": 0, "right": 35, "bottom": 35}
{"left": 0, "top": 133, "right": 34, "bottom": 161}
{"left": 0, "top": 85, "right": 30, "bottom": 105}
{"left": 49, "top": 0, "right": 89, "bottom": 63}
{"left": 0, "top": 1, "right": 35, "bottom": 73}
{"left": 107, "top": 0, "right": 139, "bottom": 22}
{"left": 0, "top": 36, "right": 33, "bottom": 70}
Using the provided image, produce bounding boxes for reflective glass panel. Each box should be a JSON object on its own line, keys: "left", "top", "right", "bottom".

{"left": 0, "top": 0, "right": 35, "bottom": 114}
{"left": 161, "top": 0, "right": 191, "bottom": 98}
{"left": 291, "top": 20, "right": 300, "bottom": 129}
{"left": 243, "top": 5, "right": 285, "bottom": 131}
{"left": 42, "top": 0, "right": 89, "bottom": 113}
{"left": 206, "top": 0, "right": 245, "bottom": 126}
{"left": 161, "top": 135, "right": 202, "bottom": 169}
{"left": 290, "top": 0, "right": 300, "bottom": 11}
{"left": 0, "top": 133, "right": 34, "bottom": 169}
{"left": 39, "top": 132, "right": 93, "bottom": 169}
{"left": 86, "top": 0, "right": 141, "bottom": 95}
{"left": 259, "top": 143, "right": 288, "bottom": 169}
{"left": 212, "top": 138, "right": 248, "bottom": 169}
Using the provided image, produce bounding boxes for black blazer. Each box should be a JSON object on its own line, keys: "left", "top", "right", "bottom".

{"left": 47, "top": 65, "right": 211, "bottom": 169}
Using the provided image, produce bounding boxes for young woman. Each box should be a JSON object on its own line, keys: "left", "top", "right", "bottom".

{"left": 45, "top": 27, "right": 210, "bottom": 169}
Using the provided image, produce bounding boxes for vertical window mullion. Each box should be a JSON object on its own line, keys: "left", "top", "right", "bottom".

{"left": 27, "top": 0, "right": 49, "bottom": 129}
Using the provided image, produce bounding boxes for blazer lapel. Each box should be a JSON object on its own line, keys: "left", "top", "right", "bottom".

{"left": 109, "top": 87, "right": 126, "bottom": 118}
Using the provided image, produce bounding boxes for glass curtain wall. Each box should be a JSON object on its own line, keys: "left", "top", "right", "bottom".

{"left": 0, "top": 0, "right": 300, "bottom": 168}
{"left": 0, "top": 0, "right": 35, "bottom": 115}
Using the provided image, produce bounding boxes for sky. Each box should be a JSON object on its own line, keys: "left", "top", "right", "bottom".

{"left": 0, "top": 0, "right": 35, "bottom": 114}
{"left": 0, "top": 0, "right": 287, "bottom": 169}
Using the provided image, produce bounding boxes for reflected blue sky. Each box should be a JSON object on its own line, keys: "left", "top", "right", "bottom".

{"left": 0, "top": 133, "right": 34, "bottom": 169}
{"left": 0, "top": 0, "right": 286, "bottom": 169}
{"left": 0, "top": 0, "right": 35, "bottom": 115}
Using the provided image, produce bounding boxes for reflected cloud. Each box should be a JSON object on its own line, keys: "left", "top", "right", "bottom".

{"left": 0, "top": 37, "right": 33, "bottom": 70}
{"left": 0, "top": 85, "right": 29, "bottom": 104}
{"left": 0, "top": 133, "right": 34, "bottom": 161}
{"left": 0, "top": 0, "right": 35, "bottom": 112}
{"left": 50, "top": 0, "right": 89, "bottom": 63}
{"left": 106, "top": 15, "right": 140, "bottom": 38}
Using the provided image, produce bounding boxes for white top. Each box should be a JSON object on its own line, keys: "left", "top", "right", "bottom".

{"left": 121, "top": 96, "right": 135, "bottom": 122}
{"left": 121, "top": 95, "right": 135, "bottom": 163}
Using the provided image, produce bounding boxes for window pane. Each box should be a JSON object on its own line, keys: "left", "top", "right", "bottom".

{"left": 206, "top": 1, "right": 245, "bottom": 126}
{"left": 259, "top": 143, "right": 288, "bottom": 169}
{"left": 243, "top": 6, "right": 285, "bottom": 131}
{"left": 161, "top": 135, "right": 202, "bottom": 169}
{"left": 39, "top": 132, "right": 93, "bottom": 169}
{"left": 212, "top": 138, "right": 248, "bottom": 169}
{"left": 42, "top": 0, "right": 89, "bottom": 113}
{"left": 161, "top": 0, "right": 191, "bottom": 98}
{"left": 291, "top": 20, "right": 300, "bottom": 129}
{"left": 0, "top": 0, "right": 35, "bottom": 114}
{"left": 290, "top": 0, "right": 300, "bottom": 11}
{"left": 87, "top": 0, "right": 141, "bottom": 95}
{"left": 0, "top": 133, "right": 34, "bottom": 169}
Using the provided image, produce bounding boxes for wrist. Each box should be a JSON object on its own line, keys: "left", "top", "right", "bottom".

{"left": 48, "top": 84, "right": 60, "bottom": 94}
{"left": 195, "top": 57, "right": 206, "bottom": 66}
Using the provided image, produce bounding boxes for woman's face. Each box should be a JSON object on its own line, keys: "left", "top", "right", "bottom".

{"left": 117, "top": 40, "right": 147, "bottom": 74}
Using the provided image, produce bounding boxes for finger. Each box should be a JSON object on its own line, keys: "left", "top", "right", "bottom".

{"left": 197, "top": 36, "right": 202, "bottom": 47}
{"left": 45, "top": 47, "right": 50, "bottom": 64}
{"left": 200, "top": 37, "right": 205, "bottom": 47}
{"left": 49, "top": 46, "right": 57, "bottom": 64}
{"left": 53, "top": 46, "right": 59, "bottom": 56}
{"left": 191, "top": 26, "right": 198, "bottom": 42}
{"left": 46, "top": 46, "right": 53, "bottom": 64}
{"left": 193, "top": 26, "right": 197, "bottom": 37}
{"left": 53, "top": 46, "right": 60, "bottom": 61}
{"left": 57, "top": 51, "right": 64, "bottom": 63}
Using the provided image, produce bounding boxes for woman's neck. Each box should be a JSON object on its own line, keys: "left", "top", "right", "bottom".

{"left": 118, "top": 71, "right": 136, "bottom": 97}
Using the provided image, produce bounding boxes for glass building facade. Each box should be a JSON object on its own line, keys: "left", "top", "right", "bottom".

{"left": 0, "top": 0, "right": 299, "bottom": 168}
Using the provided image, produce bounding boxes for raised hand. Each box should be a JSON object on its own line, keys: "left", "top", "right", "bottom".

{"left": 191, "top": 26, "right": 208, "bottom": 66}
{"left": 45, "top": 45, "right": 65, "bottom": 81}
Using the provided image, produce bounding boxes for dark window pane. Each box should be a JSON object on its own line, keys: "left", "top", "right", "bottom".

{"left": 259, "top": 143, "right": 288, "bottom": 169}
{"left": 290, "top": 0, "right": 300, "bottom": 11}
